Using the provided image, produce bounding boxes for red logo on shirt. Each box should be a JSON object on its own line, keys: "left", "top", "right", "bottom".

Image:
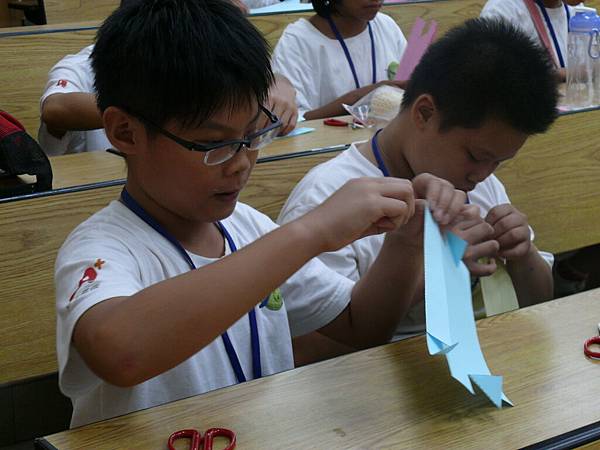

{"left": 69, "top": 259, "right": 105, "bottom": 302}
{"left": 56, "top": 79, "right": 68, "bottom": 88}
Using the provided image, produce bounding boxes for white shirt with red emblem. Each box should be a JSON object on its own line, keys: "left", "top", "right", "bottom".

{"left": 55, "top": 200, "right": 353, "bottom": 427}
{"left": 38, "top": 45, "right": 111, "bottom": 156}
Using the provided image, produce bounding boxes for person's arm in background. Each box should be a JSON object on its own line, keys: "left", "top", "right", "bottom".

{"left": 303, "top": 80, "right": 407, "bottom": 120}
{"left": 268, "top": 74, "right": 298, "bottom": 136}
{"left": 41, "top": 93, "right": 103, "bottom": 139}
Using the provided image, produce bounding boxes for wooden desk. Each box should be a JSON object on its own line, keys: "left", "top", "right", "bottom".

{"left": 45, "top": 117, "right": 370, "bottom": 191}
{"left": 38, "top": 290, "right": 600, "bottom": 450}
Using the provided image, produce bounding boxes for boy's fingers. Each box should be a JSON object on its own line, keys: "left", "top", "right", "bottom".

{"left": 492, "top": 213, "right": 527, "bottom": 239}
{"left": 433, "top": 183, "right": 454, "bottom": 223}
{"left": 460, "top": 204, "right": 480, "bottom": 221}
{"left": 374, "top": 178, "right": 415, "bottom": 217}
{"left": 499, "top": 241, "right": 530, "bottom": 259}
{"left": 463, "top": 240, "right": 499, "bottom": 262}
{"left": 445, "top": 190, "right": 467, "bottom": 225}
{"left": 466, "top": 258, "right": 497, "bottom": 277}
{"left": 456, "top": 222, "right": 495, "bottom": 245}
{"left": 485, "top": 204, "right": 513, "bottom": 226}
{"left": 376, "top": 197, "right": 412, "bottom": 227}
{"left": 495, "top": 226, "right": 530, "bottom": 250}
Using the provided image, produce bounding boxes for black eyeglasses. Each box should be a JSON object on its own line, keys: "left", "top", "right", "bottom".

{"left": 129, "top": 106, "right": 282, "bottom": 166}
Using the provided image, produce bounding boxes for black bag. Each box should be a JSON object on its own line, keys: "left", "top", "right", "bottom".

{"left": 0, "top": 111, "right": 53, "bottom": 198}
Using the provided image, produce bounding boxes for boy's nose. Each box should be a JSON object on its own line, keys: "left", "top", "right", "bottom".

{"left": 223, "top": 146, "right": 252, "bottom": 176}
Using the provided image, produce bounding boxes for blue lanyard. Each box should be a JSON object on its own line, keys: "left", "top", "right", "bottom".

{"left": 327, "top": 16, "right": 376, "bottom": 89}
{"left": 120, "top": 188, "right": 262, "bottom": 383}
{"left": 371, "top": 129, "right": 389, "bottom": 176}
{"left": 535, "top": 0, "right": 570, "bottom": 68}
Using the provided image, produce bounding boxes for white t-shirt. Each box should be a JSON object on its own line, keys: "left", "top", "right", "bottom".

{"left": 38, "top": 45, "right": 111, "bottom": 156}
{"left": 277, "top": 144, "right": 554, "bottom": 337}
{"left": 271, "top": 13, "right": 407, "bottom": 116}
{"left": 481, "top": 0, "right": 575, "bottom": 67}
{"left": 55, "top": 200, "right": 352, "bottom": 427}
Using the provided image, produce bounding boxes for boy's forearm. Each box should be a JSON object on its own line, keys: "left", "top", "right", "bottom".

{"left": 75, "top": 219, "right": 321, "bottom": 387}
{"left": 303, "top": 84, "right": 378, "bottom": 120}
{"left": 319, "top": 234, "right": 422, "bottom": 349}
{"left": 42, "top": 92, "right": 104, "bottom": 135}
{"left": 506, "top": 245, "right": 553, "bottom": 307}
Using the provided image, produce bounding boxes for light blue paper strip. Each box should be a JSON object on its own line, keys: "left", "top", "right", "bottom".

{"left": 274, "top": 127, "right": 315, "bottom": 140}
{"left": 250, "top": 0, "right": 313, "bottom": 14}
{"left": 424, "top": 208, "right": 512, "bottom": 408}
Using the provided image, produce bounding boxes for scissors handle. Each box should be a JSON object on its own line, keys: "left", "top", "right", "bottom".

{"left": 584, "top": 336, "right": 600, "bottom": 360}
{"left": 324, "top": 118, "right": 349, "bottom": 127}
{"left": 168, "top": 429, "right": 202, "bottom": 450}
{"left": 204, "top": 428, "right": 237, "bottom": 450}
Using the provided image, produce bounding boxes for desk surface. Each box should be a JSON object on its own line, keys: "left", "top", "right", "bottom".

{"left": 47, "top": 117, "right": 370, "bottom": 191}
{"left": 41, "top": 289, "right": 600, "bottom": 450}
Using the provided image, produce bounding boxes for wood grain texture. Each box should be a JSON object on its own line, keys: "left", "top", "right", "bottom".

{"left": 1, "top": 0, "right": 487, "bottom": 134}
{"left": 43, "top": 0, "right": 118, "bottom": 25}
{"left": 0, "top": 28, "right": 97, "bottom": 134}
{"left": 0, "top": 151, "right": 340, "bottom": 385}
{"left": 43, "top": 289, "right": 600, "bottom": 450}
{"left": 496, "top": 108, "right": 600, "bottom": 255}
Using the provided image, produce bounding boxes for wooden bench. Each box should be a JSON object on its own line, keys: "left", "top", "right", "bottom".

{"left": 0, "top": 0, "right": 493, "bottom": 135}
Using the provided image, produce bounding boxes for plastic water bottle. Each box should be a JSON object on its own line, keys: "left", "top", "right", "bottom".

{"left": 566, "top": 6, "right": 600, "bottom": 108}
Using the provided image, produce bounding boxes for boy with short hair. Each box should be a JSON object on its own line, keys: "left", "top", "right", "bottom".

{"left": 55, "top": 0, "right": 466, "bottom": 427}
{"left": 39, "top": 0, "right": 297, "bottom": 156}
{"left": 279, "top": 18, "right": 558, "bottom": 340}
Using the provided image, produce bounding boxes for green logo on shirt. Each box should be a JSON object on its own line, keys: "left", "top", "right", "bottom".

{"left": 266, "top": 288, "right": 283, "bottom": 311}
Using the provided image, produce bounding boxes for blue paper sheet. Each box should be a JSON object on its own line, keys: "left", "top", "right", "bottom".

{"left": 274, "top": 127, "right": 315, "bottom": 140}
{"left": 424, "top": 208, "right": 512, "bottom": 408}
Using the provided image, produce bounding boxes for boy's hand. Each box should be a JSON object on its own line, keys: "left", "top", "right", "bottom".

{"left": 412, "top": 173, "right": 467, "bottom": 226}
{"left": 485, "top": 204, "right": 531, "bottom": 260}
{"left": 302, "top": 177, "right": 415, "bottom": 253}
{"left": 451, "top": 207, "right": 499, "bottom": 277}
{"left": 266, "top": 74, "right": 298, "bottom": 136}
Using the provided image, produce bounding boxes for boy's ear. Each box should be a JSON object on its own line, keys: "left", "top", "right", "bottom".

{"left": 410, "top": 94, "right": 437, "bottom": 131}
{"left": 102, "top": 106, "right": 146, "bottom": 156}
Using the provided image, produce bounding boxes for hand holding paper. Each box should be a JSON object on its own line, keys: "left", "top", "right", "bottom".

{"left": 424, "top": 207, "right": 512, "bottom": 408}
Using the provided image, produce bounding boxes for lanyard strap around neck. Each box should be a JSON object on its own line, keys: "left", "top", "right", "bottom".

{"left": 119, "top": 188, "right": 262, "bottom": 383}
{"left": 371, "top": 129, "right": 389, "bottom": 177}
{"left": 532, "top": 0, "right": 570, "bottom": 68}
{"left": 327, "top": 16, "right": 376, "bottom": 89}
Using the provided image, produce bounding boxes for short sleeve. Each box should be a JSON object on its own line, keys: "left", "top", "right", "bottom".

{"left": 282, "top": 256, "right": 353, "bottom": 337}
{"left": 41, "top": 46, "right": 96, "bottom": 108}
{"left": 55, "top": 232, "right": 143, "bottom": 397}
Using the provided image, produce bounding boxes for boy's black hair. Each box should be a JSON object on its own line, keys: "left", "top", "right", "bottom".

{"left": 311, "top": 0, "right": 339, "bottom": 17}
{"left": 401, "top": 18, "right": 559, "bottom": 134}
{"left": 92, "top": 0, "right": 273, "bottom": 129}
{"left": 119, "top": 0, "right": 140, "bottom": 7}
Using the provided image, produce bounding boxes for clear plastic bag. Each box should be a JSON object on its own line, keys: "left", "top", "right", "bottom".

{"left": 343, "top": 85, "right": 405, "bottom": 128}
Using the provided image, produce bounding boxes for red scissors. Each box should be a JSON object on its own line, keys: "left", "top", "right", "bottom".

{"left": 167, "top": 428, "right": 236, "bottom": 450}
{"left": 583, "top": 322, "right": 600, "bottom": 360}
{"left": 323, "top": 118, "right": 349, "bottom": 127}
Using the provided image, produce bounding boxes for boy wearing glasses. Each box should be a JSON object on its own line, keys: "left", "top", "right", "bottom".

{"left": 55, "top": 0, "right": 467, "bottom": 427}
